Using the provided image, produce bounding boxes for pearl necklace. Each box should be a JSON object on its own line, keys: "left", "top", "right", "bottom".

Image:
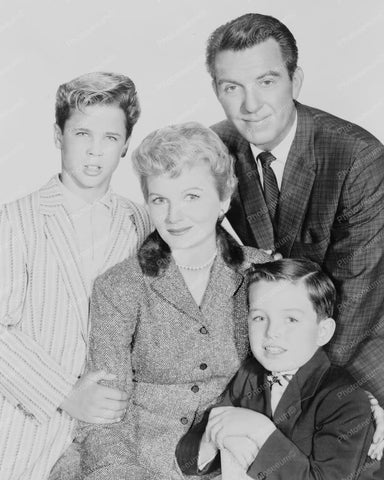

{"left": 175, "top": 250, "right": 217, "bottom": 271}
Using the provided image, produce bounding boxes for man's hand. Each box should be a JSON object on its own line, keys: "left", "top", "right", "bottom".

{"left": 366, "top": 391, "right": 384, "bottom": 460}
{"left": 60, "top": 370, "right": 128, "bottom": 424}
{"left": 205, "top": 407, "right": 276, "bottom": 449}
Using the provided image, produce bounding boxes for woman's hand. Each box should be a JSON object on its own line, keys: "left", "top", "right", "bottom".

{"left": 60, "top": 370, "right": 128, "bottom": 424}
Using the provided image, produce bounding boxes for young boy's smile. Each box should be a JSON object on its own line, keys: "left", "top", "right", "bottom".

{"left": 54, "top": 104, "right": 129, "bottom": 202}
{"left": 248, "top": 280, "right": 335, "bottom": 373}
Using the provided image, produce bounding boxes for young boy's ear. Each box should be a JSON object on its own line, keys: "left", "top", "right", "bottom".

{"left": 316, "top": 318, "right": 336, "bottom": 347}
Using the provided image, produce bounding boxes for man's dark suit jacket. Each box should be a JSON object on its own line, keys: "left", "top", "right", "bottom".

{"left": 211, "top": 102, "right": 384, "bottom": 404}
{"left": 176, "top": 349, "right": 381, "bottom": 480}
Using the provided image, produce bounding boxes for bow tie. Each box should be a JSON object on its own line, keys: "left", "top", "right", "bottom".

{"left": 266, "top": 372, "right": 294, "bottom": 387}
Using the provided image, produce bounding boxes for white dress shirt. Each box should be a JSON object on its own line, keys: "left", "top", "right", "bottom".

{"left": 59, "top": 180, "right": 112, "bottom": 295}
{"left": 250, "top": 113, "right": 297, "bottom": 190}
{"left": 269, "top": 368, "right": 298, "bottom": 415}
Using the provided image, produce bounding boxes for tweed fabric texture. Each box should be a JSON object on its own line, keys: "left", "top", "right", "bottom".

{"left": 80, "top": 230, "right": 270, "bottom": 479}
{"left": 0, "top": 175, "right": 151, "bottom": 480}
{"left": 212, "top": 101, "right": 384, "bottom": 404}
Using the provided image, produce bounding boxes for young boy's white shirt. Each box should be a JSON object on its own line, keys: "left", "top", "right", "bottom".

{"left": 0, "top": 175, "right": 150, "bottom": 479}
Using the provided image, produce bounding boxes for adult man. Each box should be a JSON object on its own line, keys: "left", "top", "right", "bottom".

{"left": 207, "top": 14, "right": 384, "bottom": 405}
{"left": 0, "top": 72, "right": 150, "bottom": 479}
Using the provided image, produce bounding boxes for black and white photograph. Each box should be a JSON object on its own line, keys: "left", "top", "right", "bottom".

{"left": 0, "top": 1, "right": 383, "bottom": 479}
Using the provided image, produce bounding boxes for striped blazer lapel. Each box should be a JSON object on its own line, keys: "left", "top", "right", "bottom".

{"left": 39, "top": 177, "right": 89, "bottom": 339}
{"left": 234, "top": 139, "right": 275, "bottom": 250}
{"left": 101, "top": 199, "right": 134, "bottom": 272}
{"left": 277, "top": 103, "right": 316, "bottom": 257}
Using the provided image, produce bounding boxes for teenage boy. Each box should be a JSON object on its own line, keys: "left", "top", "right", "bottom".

{"left": 176, "top": 259, "right": 381, "bottom": 479}
{"left": 0, "top": 72, "right": 151, "bottom": 479}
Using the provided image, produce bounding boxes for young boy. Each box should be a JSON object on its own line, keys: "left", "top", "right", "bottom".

{"left": 0, "top": 72, "right": 151, "bottom": 479}
{"left": 176, "top": 259, "right": 381, "bottom": 479}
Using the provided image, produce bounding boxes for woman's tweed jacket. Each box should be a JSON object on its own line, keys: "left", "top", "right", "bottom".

{"left": 81, "top": 228, "right": 270, "bottom": 480}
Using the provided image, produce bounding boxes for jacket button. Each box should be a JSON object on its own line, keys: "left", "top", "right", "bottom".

{"left": 200, "top": 363, "right": 207, "bottom": 370}
{"left": 191, "top": 385, "right": 199, "bottom": 393}
{"left": 180, "top": 417, "right": 189, "bottom": 425}
{"left": 199, "top": 326, "right": 208, "bottom": 334}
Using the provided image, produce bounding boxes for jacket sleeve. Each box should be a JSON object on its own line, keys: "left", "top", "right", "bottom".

{"left": 0, "top": 207, "right": 77, "bottom": 424}
{"left": 323, "top": 141, "right": 384, "bottom": 404}
{"left": 247, "top": 384, "right": 374, "bottom": 480}
{"left": 80, "top": 263, "right": 142, "bottom": 477}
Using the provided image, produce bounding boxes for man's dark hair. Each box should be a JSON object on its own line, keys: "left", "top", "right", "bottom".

{"left": 247, "top": 259, "right": 336, "bottom": 320}
{"left": 206, "top": 13, "right": 298, "bottom": 80}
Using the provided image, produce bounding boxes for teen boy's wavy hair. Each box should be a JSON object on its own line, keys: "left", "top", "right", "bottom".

{"left": 247, "top": 259, "right": 336, "bottom": 320}
{"left": 55, "top": 71, "right": 140, "bottom": 139}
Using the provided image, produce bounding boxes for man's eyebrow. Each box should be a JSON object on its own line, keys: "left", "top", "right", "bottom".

{"left": 217, "top": 70, "right": 282, "bottom": 85}
{"left": 217, "top": 78, "right": 241, "bottom": 86}
{"left": 256, "top": 70, "right": 281, "bottom": 80}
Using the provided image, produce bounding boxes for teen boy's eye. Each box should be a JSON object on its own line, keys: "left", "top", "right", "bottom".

{"left": 223, "top": 84, "right": 238, "bottom": 94}
{"left": 150, "top": 197, "right": 167, "bottom": 205}
{"left": 76, "top": 131, "right": 88, "bottom": 137}
{"left": 287, "top": 317, "right": 299, "bottom": 323}
{"left": 106, "top": 135, "right": 118, "bottom": 141}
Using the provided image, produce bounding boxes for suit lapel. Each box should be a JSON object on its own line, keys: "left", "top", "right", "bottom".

{"left": 276, "top": 103, "right": 317, "bottom": 257}
{"left": 273, "top": 376, "right": 303, "bottom": 436}
{"left": 273, "top": 349, "right": 331, "bottom": 437}
{"left": 233, "top": 138, "right": 275, "bottom": 250}
{"left": 39, "top": 176, "right": 89, "bottom": 339}
{"left": 245, "top": 367, "right": 273, "bottom": 418}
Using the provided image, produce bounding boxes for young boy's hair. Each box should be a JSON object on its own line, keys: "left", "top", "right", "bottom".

{"left": 55, "top": 71, "right": 140, "bottom": 139}
{"left": 247, "top": 259, "right": 336, "bottom": 320}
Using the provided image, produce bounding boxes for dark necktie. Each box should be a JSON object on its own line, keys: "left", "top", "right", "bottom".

{"left": 257, "top": 151, "right": 279, "bottom": 224}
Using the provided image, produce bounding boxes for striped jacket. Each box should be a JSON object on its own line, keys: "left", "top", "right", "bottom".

{"left": 0, "top": 175, "right": 150, "bottom": 480}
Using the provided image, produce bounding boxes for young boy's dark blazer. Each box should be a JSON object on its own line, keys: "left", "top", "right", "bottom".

{"left": 176, "top": 348, "right": 381, "bottom": 479}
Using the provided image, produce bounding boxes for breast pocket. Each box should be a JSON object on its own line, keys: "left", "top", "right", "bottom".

{"left": 291, "top": 237, "right": 329, "bottom": 264}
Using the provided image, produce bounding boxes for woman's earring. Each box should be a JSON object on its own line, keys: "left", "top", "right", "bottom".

{"left": 218, "top": 209, "right": 225, "bottom": 223}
